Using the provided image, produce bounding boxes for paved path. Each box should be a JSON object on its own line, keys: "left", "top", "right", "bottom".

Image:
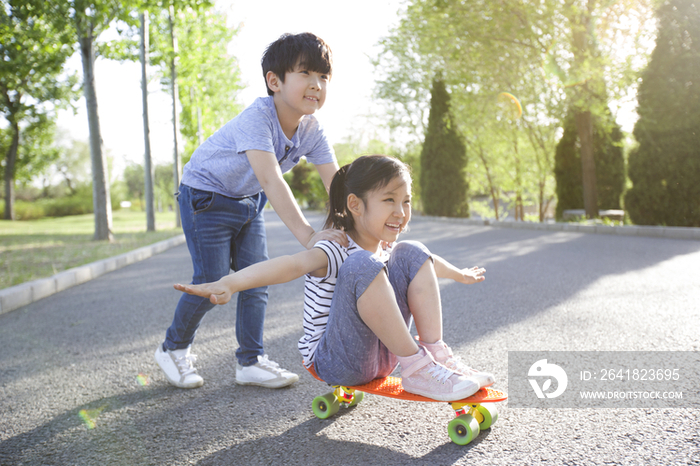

{"left": 1, "top": 211, "right": 698, "bottom": 465}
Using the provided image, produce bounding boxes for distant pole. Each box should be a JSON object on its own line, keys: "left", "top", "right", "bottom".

{"left": 140, "top": 11, "right": 155, "bottom": 232}
{"left": 169, "top": 4, "right": 182, "bottom": 228}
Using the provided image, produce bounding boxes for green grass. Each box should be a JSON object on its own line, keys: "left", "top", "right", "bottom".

{"left": 0, "top": 210, "right": 183, "bottom": 289}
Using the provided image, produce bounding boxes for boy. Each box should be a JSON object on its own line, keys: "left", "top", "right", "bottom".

{"left": 155, "top": 32, "right": 346, "bottom": 389}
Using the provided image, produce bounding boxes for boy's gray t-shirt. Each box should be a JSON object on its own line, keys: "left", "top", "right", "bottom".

{"left": 181, "top": 96, "right": 335, "bottom": 198}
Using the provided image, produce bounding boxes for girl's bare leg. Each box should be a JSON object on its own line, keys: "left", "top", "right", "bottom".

{"left": 357, "top": 271, "right": 419, "bottom": 357}
{"left": 407, "top": 259, "right": 443, "bottom": 344}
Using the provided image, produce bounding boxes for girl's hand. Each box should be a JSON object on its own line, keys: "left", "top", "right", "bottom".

{"left": 458, "top": 266, "right": 485, "bottom": 285}
{"left": 174, "top": 282, "right": 232, "bottom": 305}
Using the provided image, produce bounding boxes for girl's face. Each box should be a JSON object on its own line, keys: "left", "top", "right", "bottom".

{"left": 349, "top": 173, "right": 412, "bottom": 251}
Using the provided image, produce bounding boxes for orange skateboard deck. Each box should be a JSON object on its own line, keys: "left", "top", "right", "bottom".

{"left": 306, "top": 365, "right": 507, "bottom": 445}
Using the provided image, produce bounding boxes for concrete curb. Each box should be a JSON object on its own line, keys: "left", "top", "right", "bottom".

{"left": 418, "top": 215, "right": 700, "bottom": 241}
{"left": 0, "top": 234, "right": 186, "bottom": 317}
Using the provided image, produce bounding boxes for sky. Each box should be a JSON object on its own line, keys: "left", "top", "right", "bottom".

{"left": 59, "top": 0, "right": 404, "bottom": 174}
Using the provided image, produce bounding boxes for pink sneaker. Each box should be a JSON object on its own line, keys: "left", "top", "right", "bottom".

{"left": 419, "top": 340, "right": 495, "bottom": 388}
{"left": 397, "top": 348, "right": 479, "bottom": 401}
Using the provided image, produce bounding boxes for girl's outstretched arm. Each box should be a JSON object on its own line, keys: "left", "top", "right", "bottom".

{"left": 174, "top": 248, "right": 328, "bottom": 305}
{"left": 433, "top": 254, "right": 485, "bottom": 285}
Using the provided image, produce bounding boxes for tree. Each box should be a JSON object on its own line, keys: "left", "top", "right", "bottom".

{"left": 533, "top": 0, "right": 652, "bottom": 218}
{"left": 374, "top": 0, "right": 563, "bottom": 221}
{"left": 54, "top": 138, "right": 91, "bottom": 195}
{"left": 0, "top": 0, "right": 77, "bottom": 220}
{"left": 421, "top": 77, "right": 469, "bottom": 217}
{"left": 625, "top": 0, "right": 700, "bottom": 227}
{"left": 174, "top": 5, "right": 242, "bottom": 160}
{"left": 123, "top": 162, "right": 145, "bottom": 209}
{"left": 139, "top": 10, "right": 155, "bottom": 231}
{"left": 0, "top": 115, "right": 62, "bottom": 197}
{"left": 154, "top": 163, "right": 175, "bottom": 212}
{"left": 66, "top": 0, "right": 141, "bottom": 240}
{"left": 554, "top": 109, "right": 625, "bottom": 219}
{"left": 146, "top": 2, "right": 238, "bottom": 228}
{"left": 374, "top": 0, "right": 655, "bottom": 221}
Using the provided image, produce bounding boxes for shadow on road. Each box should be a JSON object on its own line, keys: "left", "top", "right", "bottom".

{"left": 0, "top": 385, "right": 174, "bottom": 465}
{"left": 196, "top": 415, "right": 492, "bottom": 466}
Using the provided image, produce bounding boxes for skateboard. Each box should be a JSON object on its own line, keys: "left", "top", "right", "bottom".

{"left": 306, "top": 365, "right": 507, "bottom": 445}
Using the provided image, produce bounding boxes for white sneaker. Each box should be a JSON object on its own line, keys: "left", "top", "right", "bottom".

{"left": 236, "top": 355, "right": 299, "bottom": 388}
{"left": 420, "top": 339, "right": 496, "bottom": 388}
{"left": 398, "top": 347, "right": 479, "bottom": 401}
{"left": 154, "top": 344, "right": 204, "bottom": 389}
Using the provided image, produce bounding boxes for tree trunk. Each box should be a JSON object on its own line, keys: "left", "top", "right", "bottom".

{"left": 3, "top": 121, "right": 19, "bottom": 220}
{"left": 79, "top": 28, "right": 113, "bottom": 241}
{"left": 575, "top": 110, "right": 598, "bottom": 218}
{"left": 512, "top": 133, "right": 523, "bottom": 221}
{"left": 571, "top": 3, "right": 599, "bottom": 219}
{"left": 140, "top": 11, "right": 156, "bottom": 232}
{"left": 476, "top": 145, "right": 499, "bottom": 221}
{"left": 168, "top": 4, "right": 182, "bottom": 228}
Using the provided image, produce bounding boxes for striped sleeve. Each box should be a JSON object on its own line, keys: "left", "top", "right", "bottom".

{"left": 313, "top": 240, "right": 345, "bottom": 280}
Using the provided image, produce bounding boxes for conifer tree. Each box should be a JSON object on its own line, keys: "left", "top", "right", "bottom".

{"left": 554, "top": 110, "right": 625, "bottom": 220}
{"left": 625, "top": 0, "right": 700, "bottom": 227}
{"left": 420, "top": 77, "right": 469, "bottom": 217}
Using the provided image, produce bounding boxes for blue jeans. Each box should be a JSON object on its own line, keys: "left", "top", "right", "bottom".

{"left": 313, "top": 241, "right": 432, "bottom": 386}
{"left": 164, "top": 184, "right": 269, "bottom": 366}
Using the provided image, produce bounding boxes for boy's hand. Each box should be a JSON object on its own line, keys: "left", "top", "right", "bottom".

{"left": 457, "top": 266, "right": 486, "bottom": 285}
{"left": 174, "top": 283, "right": 232, "bottom": 305}
{"left": 306, "top": 228, "right": 348, "bottom": 249}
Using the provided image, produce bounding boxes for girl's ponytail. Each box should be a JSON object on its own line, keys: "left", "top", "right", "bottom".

{"left": 324, "top": 164, "right": 350, "bottom": 230}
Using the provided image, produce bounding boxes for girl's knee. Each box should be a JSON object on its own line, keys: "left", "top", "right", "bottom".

{"left": 340, "top": 250, "right": 382, "bottom": 276}
{"left": 391, "top": 241, "right": 432, "bottom": 267}
{"left": 393, "top": 240, "right": 430, "bottom": 256}
{"left": 337, "top": 251, "right": 387, "bottom": 298}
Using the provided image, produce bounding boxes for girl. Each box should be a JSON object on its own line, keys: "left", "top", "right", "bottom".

{"left": 175, "top": 155, "right": 494, "bottom": 401}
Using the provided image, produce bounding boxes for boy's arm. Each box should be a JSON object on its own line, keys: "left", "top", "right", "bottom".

{"left": 315, "top": 161, "right": 340, "bottom": 193}
{"left": 433, "top": 254, "right": 486, "bottom": 285}
{"left": 247, "top": 150, "right": 347, "bottom": 248}
{"left": 175, "top": 248, "right": 328, "bottom": 305}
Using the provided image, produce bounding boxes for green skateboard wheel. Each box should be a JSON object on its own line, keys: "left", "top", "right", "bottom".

{"left": 475, "top": 404, "right": 499, "bottom": 430}
{"left": 348, "top": 391, "right": 364, "bottom": 407}
{"left": 447, "top": 414, "right": 480, "bottom": 445}
{"left": 312, "top": 392, "right": 340, "bottom": 419}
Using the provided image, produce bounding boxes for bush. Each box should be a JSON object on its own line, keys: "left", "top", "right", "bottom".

{"left": 421, "top": 76, "right": 469, "bottom": 217}
{"left": 0, "top": 183, "right": 124, "bottom": 220}
{"left": 40, "top": 196, "right": 93, "bottom": 217}
{"left": 554, "top": 110, "right": 625, "bottom": 220}
{"left": 1, "top": 200, "right": 46, "bottom": 220}
{"left": 284, "top": 160, "right": 327, "bottom": 210}
{"left": 625, "top": 0, "right": 700, "bottom": 227}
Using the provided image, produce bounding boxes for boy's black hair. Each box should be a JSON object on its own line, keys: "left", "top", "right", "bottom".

{"left": 261, "top": 32, "right": 332, "bottom": 96}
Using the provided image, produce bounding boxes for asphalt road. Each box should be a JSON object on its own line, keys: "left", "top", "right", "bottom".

{"left": 1, "top": 211, "right": 699, "bottom": 466}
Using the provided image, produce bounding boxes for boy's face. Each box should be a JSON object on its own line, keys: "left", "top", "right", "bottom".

{"left": 267, "top": 63, "right": 329, "bottom": 118}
